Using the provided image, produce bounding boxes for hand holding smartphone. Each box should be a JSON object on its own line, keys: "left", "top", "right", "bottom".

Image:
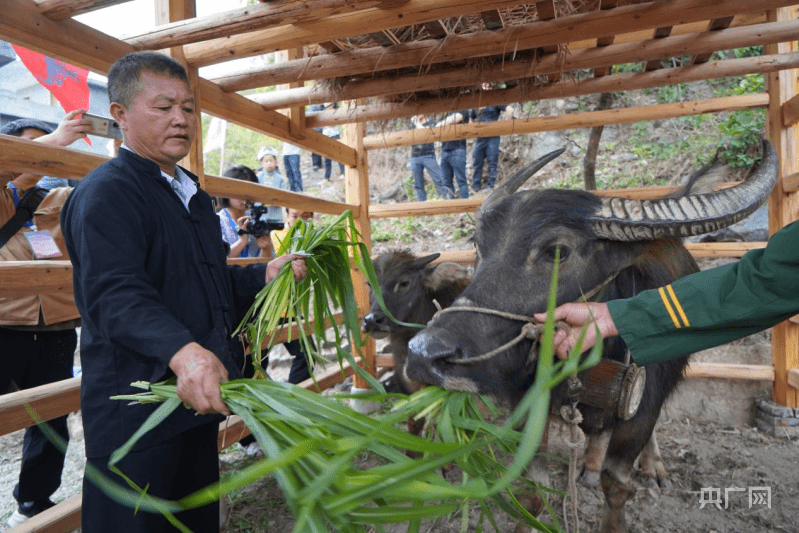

{"left": 83, "top": 113, "right": 123, "bottom": 139}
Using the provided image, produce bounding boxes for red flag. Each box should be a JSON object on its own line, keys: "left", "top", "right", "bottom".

{"left": 11, "top": 45, "right": 90, "bottom": 114}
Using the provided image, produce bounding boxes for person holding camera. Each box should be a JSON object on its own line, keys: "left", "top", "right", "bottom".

{"left": 61, "top": 52, "right": 306, "bottom": 533}
{"left": 218, "top": 165, "right": 262, "bottom": 258}
{"left": 1, "top": 111, "right": 93, "bottom": 527}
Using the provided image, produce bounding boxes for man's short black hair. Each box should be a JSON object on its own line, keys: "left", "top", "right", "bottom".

{"left": 107, "top": 51, "right": 190, "bottom": 109}
{"left": 218, "top": 164, "right": 259, "bottom": 208}
{"left": 0, "top": 118, "right": 53, "bottom": 137}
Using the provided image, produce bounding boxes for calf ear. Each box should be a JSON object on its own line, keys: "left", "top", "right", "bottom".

{"left": 425, "top": 262, "right": 471, "bottom": 292}
{"left": 412, "top": 253, "right": 440, "bottom": 270}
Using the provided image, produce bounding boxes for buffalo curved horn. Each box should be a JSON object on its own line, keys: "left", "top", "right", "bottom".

{"left": 589, "top": 139, "right": 778, "bottom": 241}
{"left": 477, "top": 147, "right": 567, "bottom": 217}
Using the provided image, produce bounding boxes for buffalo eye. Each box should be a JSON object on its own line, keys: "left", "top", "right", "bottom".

{"left": 541, "top": 244, "right": 570, "bottom": 263}
{"left": 394, "top": 279, "right": 411, "bottom": 292}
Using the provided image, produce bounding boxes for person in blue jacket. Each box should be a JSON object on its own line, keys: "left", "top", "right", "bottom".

{"left": 470, "top": 88, "right": 513, "bottom": 192}
{"left": 61, "top": 51, "right": 306, "bottom": 533}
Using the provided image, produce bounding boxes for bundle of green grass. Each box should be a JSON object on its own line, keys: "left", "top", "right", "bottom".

{"left": 110, "top": 211, "right": 598, "bottom": 533}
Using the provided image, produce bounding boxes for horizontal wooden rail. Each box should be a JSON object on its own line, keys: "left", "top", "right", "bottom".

{"left": 0, "top": 136, "right": 107, "bottom": 180}
{"left": 5, "top": 493, "right": 81, "bottom": 533}
{"left": 363, "top": 93, "right": 769, "bottom": 149}
{"left": 0, "top": 376, "right": 81, "bottom": 436}
{"left": 684, "top": 362, "right": 775, "bottom": 381}
{"left": 204, "top": 174, "right": 357, "bottom": 217}
{"left": 0, "top": 261, "right": 73, "bottom": 297}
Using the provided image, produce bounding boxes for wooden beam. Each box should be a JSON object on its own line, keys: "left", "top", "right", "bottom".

{"left": 34, "top": 0, "right": 133, "bottom": 21}
{"left": 262, "top": 45, "right": 799, "bottom": 115}
{"left": 480, "top": 9, "right": 504, "bottom": 31}
{"left": 296, "top": 19, "right": 799, "bottom": 119}
{"left": 0, "top": 136, "right": 108, "bottom": 180}
{"left": 124, "top": 0, "right": 408, "bottom": 49}
{"left": 203, "top": 175, "right": 357, "bottom": 217}
{"left": 0, "top": 261, "right": 74, "bottom": 297}
{"left": 182, "top": 0, "right": 524, "bottom": 67}
{"left": 423, "top": 19, "right": 448, "bottom": 39}
{"left": 313, "top": 51, "right": 799, "bottom": 127}
{"left": 0, "top": 0, "right": 134, "bottom": 74}
{"left": 212, "top": 0, "right": 797, "bottom": 91}
{"left": 361, "top": 93, "right": 769, "bottom": 149}
{"left": 4, "top": 494, "right": 81, "bottom": 533}
{"left": 691, "top": 15, "right": 736, "bottom": 65}
{"left": 0, "top": 376, "right": 81, "bottom": 435}
{"left": 684, "top": 363, "right": 775, "bottom": 381}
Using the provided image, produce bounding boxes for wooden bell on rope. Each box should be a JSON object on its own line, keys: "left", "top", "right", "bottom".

{"left": 576, "top": 359, "right": 646, "bottom": 420}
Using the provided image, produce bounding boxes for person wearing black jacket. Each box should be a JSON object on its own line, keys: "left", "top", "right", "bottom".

{"left": 470, "top": 93, "right": 513, "bottom": 191}
{"left": 61, "top": 51, "right": 305, "bottom": 533}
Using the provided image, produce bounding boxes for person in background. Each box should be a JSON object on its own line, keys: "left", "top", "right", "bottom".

{"left": 321, "top": 103, "right": 345, "bottom": 180}
{"left": 410, "top": 114, "right": 453, "bottom": 201}
{"left": 61, "top": 51, "right": 306, "bottom": 533}
{"left": 1, "top": 111, "right": 92, "bottom": 189}
{"left": 255, "top": 146, "right": 287, "bottom": 226}
{"left": 282, "top": 142, "right": 303, "bottom": 192}
{"left": 470, "top": 86, "right": 514, "bottom": 192}
{"left": 218, "top": 165, "right": 261, "bottom": 258}
{"left": 309, "top": 103, "right": 324, "bottom": 173}
{"left": 1, "top": 111, "right": 92, "bottom": 527}
{"left": 535, "top": 220, "right": 799, "bottom": 366}
{"left": 436, "top": 110, "right": 470, "bottom": 199}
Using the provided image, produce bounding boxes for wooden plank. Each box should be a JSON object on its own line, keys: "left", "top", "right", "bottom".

{"left": 0, "top": 261, "right": 73, "bottom": 297}
{"left": 423, "top": 19, "right": 448, "bottom": 39}
{"left": 211, "top": 0, "right": 797, "bottom": 90}
{"left": 361, "top": 93, "right": 769, "bottom": 149}
{"left": 683, "top": 242, "right": 766, "bottom": 258}
{"left": 481, "top": 9, "right": 504, "bottom": 31}
{"left": 34, "top": 0, "right": 133, "bottom": 21}
{"left": 262, "top": 49, "right": 799, "bottom": 113}
{"left": 0, "top": 136, "right": 108, "bottom": 180}
{"left": 782, "top": 92, "right": 799, "bottom": 127}
{"left": 4, "top": 494, "right": 81, "bottom": 533}
{"left": 0, "top": 377, "right": 81, "bottom": 436}
{"left": 691, "top": 15, "right": 736, "bottom": 65}
{"left": 204, "top": 174, "right": 357, "bottom": 216}
{"left": 318, "top": 41, "right": 342, "bottom": 53}
{"left": 182, "top": 0, "right": 525, "bottom": 67}
{"left": 684, "top": 363, "right": 775, "bottom": 381}
{"left": 782, "top": 170, "right": 799, "bottom": 192}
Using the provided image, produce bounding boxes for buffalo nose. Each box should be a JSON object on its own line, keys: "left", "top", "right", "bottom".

{"left": 408, "top": 328, "right": 460, "bottom": 363}
{"left": 361, "top": 312, "right": 385, "bottom": 331}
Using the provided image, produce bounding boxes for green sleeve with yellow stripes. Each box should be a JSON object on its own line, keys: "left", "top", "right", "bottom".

{"left": 607, "top": 220, "right": 799, "bottom": 366}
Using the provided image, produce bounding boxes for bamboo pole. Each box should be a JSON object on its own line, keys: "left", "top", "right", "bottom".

{"left": 362, "top": 93, "right": 768, "bottom": 149}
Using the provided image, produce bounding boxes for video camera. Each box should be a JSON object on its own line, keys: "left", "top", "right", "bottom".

{"left": 237, "top": 203, "right": 284, "bottom": 237}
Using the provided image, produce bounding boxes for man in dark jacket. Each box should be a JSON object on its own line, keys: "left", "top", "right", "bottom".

{"left": 61, "top": 51, "right": 305, "bottom": 533}
{"left": 470, "top": 92, "right": 513, "bottom": 192}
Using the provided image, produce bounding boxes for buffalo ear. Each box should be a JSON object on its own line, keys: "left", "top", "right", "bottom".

{"left": 424, "top": 262, "right": 471, "bottom": 293}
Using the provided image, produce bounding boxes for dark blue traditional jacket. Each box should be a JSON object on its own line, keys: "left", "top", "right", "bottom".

{"left": 62, "top": 148, "right": 266, "bottom": 457}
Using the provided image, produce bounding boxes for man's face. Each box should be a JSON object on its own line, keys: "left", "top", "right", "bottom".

{"left": 111, "top": 71, "right": 196, "bottom": 174}
{"left": 287, "top": 209, "right": 313, "bottom": 226}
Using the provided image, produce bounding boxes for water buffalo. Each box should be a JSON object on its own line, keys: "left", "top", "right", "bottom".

{"left": 362, "top": 250, "right": 471, "bottom": 395}
{"left": 406, "top": 142, "right": 778, "bottom": 533}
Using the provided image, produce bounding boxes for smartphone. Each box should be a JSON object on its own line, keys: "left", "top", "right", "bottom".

{"left": 83, "top": 113, "right": 122, "bottom": 139}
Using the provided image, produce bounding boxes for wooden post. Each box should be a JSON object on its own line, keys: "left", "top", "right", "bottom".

{"left": 765, "top": 7, "right": 799, "bottom": 408}
{"left": 342, "top": 119, "right": 376, "bottom": 389}
{"left": 156, "top": 0, "right": 204, "bottom": 183}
